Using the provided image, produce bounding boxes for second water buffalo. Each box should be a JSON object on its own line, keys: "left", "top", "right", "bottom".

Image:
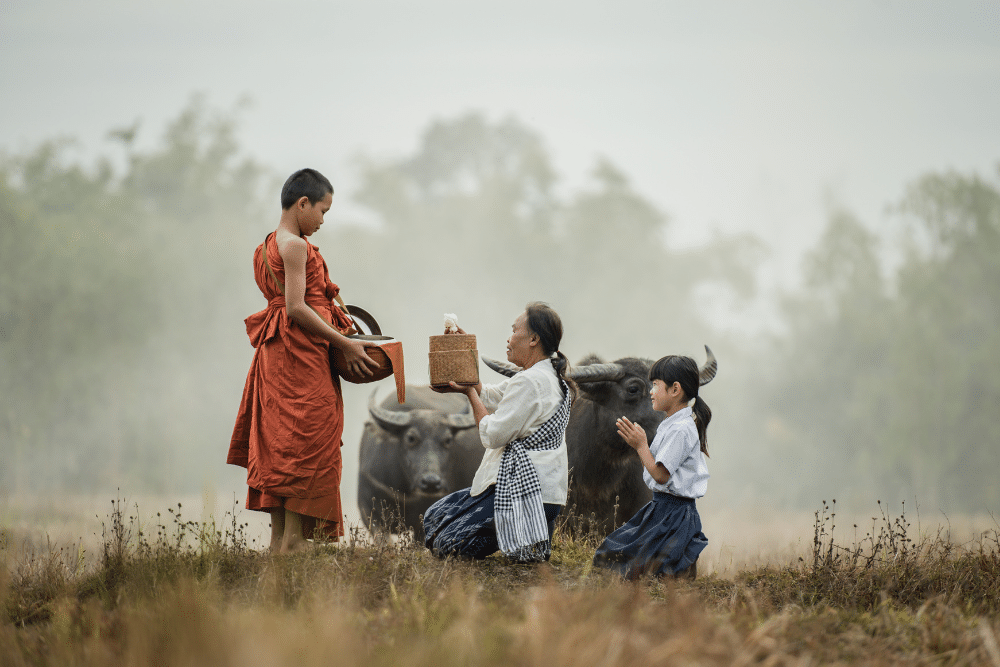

{"left": 483, "top": 347, "right": 717, "bottom": 536}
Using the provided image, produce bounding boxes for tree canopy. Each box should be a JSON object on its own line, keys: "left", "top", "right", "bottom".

{"left": 2, "top": 101, "right": 997, "bottom": 514}
{"left": 754, "top": 169, "right": 1000, "bottom": 510}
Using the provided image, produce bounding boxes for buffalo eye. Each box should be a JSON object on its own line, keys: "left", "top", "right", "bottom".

{"left": 440, "top": 433, "right": 453, "bottom": 449}
{"left": 625, "top": 380, "right": 645, "bottom": 398}
{"left": 404, "top": 430, "right": 421, "bottom": 448}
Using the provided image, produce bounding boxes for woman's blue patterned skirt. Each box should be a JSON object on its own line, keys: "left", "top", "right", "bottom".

{"left": 423, "top": 485, "right": 561, "bottom": 560}
{"left": 593, "top": 492, "right": 707, "bottom": 579}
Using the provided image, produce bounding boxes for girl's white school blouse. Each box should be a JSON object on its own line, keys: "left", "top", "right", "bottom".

{"left": 469, "top": 359, "right": 569, "bottom": 505}
{"left": 646, "top": 406, "right": 709, "bottom": 499}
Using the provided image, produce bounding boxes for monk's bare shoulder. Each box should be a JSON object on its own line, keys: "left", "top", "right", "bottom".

{"left": 275, "top": 231, "right": 308, "bottom": 263}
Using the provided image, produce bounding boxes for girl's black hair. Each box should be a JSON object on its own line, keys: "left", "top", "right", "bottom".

{"left": 648, "top": 355, "right": 712, "bottom": 456}
{"left": 524, "top": 301, "right": 577, "bottom": 399}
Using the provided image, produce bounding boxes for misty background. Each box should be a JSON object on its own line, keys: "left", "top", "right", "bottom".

{"left": 2, "top": 1, "right": 999, "bottom": 536}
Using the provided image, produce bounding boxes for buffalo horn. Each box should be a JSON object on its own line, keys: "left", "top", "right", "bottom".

{"left": 482, "top": 356, "right": 521, "bottom": 377}
{"left": 567, "top": 362, "right": 626, "bottom": 383}
{"left": 445, "top": 402, "right": 477, "bottom": 430}
{"left": 484, "top": 355, "right": 628, "bottom": 384}
{"left": 367, "top": 388, "right": 412, "bottom": 429}
{"left": 699, "top": 345, "right": 718, "bottom": 385}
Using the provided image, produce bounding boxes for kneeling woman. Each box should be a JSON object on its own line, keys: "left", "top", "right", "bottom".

{"left": 423, "top": 302, "right": 574, "bottom": 562}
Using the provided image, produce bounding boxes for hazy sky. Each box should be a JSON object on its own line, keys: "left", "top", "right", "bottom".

{"left": 4, "top": 0, "right": 1000, "bottom": 273}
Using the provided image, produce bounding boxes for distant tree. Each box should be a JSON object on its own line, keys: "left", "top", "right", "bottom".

{"left": 760, "top": 208, "right": 893, "bottom": 506}
{"left": 0, "top": 139, "right": 156, "bottom": 489}
{"left": 556, "top": 156, "right": 764, "bottom": 359}
{"left": 348, "top": 114, "right": 760, "bottom": 367}
{"left": 348, "top": 112, "right": 561, "bottom": 346}
{"left": 759, "top": 169, "right": 1000, "bottom": 511}
{"left": 883, "top": 169, "right": 1000, "bottom": 508}
{"left": 0, "top": 104, "right": 767, "bottom": 500}
{"left": 0, "top": 98, "right": 271, "bottom": 493}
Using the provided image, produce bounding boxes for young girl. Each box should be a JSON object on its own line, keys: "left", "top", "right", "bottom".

{"left": 592, "top": 354, "right": 712, "bottom": 580}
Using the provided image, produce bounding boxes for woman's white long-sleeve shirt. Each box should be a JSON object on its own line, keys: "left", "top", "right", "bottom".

{"left": 469, "top": 359, "right": 569, "bottom": 505}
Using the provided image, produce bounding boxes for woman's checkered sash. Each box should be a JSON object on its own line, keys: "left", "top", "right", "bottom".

{"left": 494, "top": 380, "right": 572, "bottom": 562}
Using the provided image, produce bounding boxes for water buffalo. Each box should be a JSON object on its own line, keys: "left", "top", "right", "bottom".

{"left": 358, "top": 385, "right": 483, "bottom": 540}
{"left": 483, "top": 347, "right": 717, "bottom": 537}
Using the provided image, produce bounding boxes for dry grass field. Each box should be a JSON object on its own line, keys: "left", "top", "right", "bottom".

{"left": 3, "top": 496, "right": 1000, "bottom": 666}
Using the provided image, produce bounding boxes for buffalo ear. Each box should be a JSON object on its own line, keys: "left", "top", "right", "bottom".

{"left": 577, "top": 353, "right": 605, "bottom": 366}
{"left": 576, "top": 379, "right": 613, "bottom": 402}
{"left": 572, "top": 354, "right": 614, "bottom": 401}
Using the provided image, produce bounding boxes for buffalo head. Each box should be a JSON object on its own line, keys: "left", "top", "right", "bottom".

{"left": 358, "top": 386, "right": 484, "bottom": 538}
{"left": 365, "top": 388, "right": 477, "bottom": 496}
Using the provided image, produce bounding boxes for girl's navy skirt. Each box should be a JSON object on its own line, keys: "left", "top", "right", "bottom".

{"left": 593, "top": 492, "right": 707, "bottom": 579}
{"left": 423, "top": 485, "right": 561, "bottom": 560}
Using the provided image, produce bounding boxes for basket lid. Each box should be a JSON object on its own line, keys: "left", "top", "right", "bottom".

{"left": 429, "top": 333, "right": 477, "bottom": 352}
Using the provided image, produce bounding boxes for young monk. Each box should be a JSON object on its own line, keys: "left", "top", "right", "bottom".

{"left": 228, "top": 168, "right": 381, "bottom": 553}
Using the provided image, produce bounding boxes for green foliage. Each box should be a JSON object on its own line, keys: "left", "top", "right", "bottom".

{"left": 3, "top": 104, "right": 760, "bottom": 497}
{"left": 0, "top": 98, "right": 271, "bottom": 493}
{"left": 349, "top": 112, "right": 561, "bottom": 341}
{"left": 1, "top": 141, "right": 158, "bottom": 490}
{"left": 5, "top": 98, "right": 995, "bottom": 515}
{"left": 885, "top": 170, "right": 1000, "bottom": 507}
{"left": 346, "top": 111, "right": 759, "bottom": 362}
{"left": 759, "top": 168, "right": 1000, "bottom": 510}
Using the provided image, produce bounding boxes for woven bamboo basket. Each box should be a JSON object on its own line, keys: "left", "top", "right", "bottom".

{"left": 429, "top": 334, "right": 479, "bottom": 387}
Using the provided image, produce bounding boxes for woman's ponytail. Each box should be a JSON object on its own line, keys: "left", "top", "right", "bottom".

{"left": 551, "top": 350, "right": 578, "bottom": 399}
{"left": 525, "top": 302, "right": 577, "bottom": 399}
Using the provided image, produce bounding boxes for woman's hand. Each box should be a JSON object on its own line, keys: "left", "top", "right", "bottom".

{"left": 431, "top": 381, "right": 482, "bottom": 396}
{"left": 616, "top": 416, "right": 648, "bottom": 452}
{"left": 443, "top": 326, "right": 468, "bottom": 335}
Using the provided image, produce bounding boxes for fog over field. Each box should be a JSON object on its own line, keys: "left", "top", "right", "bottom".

{"left": 2, "top": 0, "right": 999, "bottom": 545}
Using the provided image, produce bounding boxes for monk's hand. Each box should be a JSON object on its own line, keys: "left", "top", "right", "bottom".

{"left": 616, "top": 416, "right": 647, "bottom": 451}
{"left": 344, "top": 339, "right": 379, "bottom": 376}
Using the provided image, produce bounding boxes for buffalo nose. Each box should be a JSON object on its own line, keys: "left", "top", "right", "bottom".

{"left": 419, "top": 474, "right": 443, "bottom": 493}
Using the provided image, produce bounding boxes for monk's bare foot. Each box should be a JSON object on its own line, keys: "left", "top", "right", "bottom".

{"left": 269, "top": 510, "right": 285, "bottom": 554}
{"left": 280, "top": 535, "right": 313, "bottom": 554}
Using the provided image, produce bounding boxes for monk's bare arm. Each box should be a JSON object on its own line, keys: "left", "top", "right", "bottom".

{"left": 278, "top": 235, "right": 378, "bottom": 375}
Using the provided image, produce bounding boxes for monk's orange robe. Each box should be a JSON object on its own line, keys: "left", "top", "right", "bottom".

{"left": 228, "top": 233, "right": 355, "bottom": 540}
